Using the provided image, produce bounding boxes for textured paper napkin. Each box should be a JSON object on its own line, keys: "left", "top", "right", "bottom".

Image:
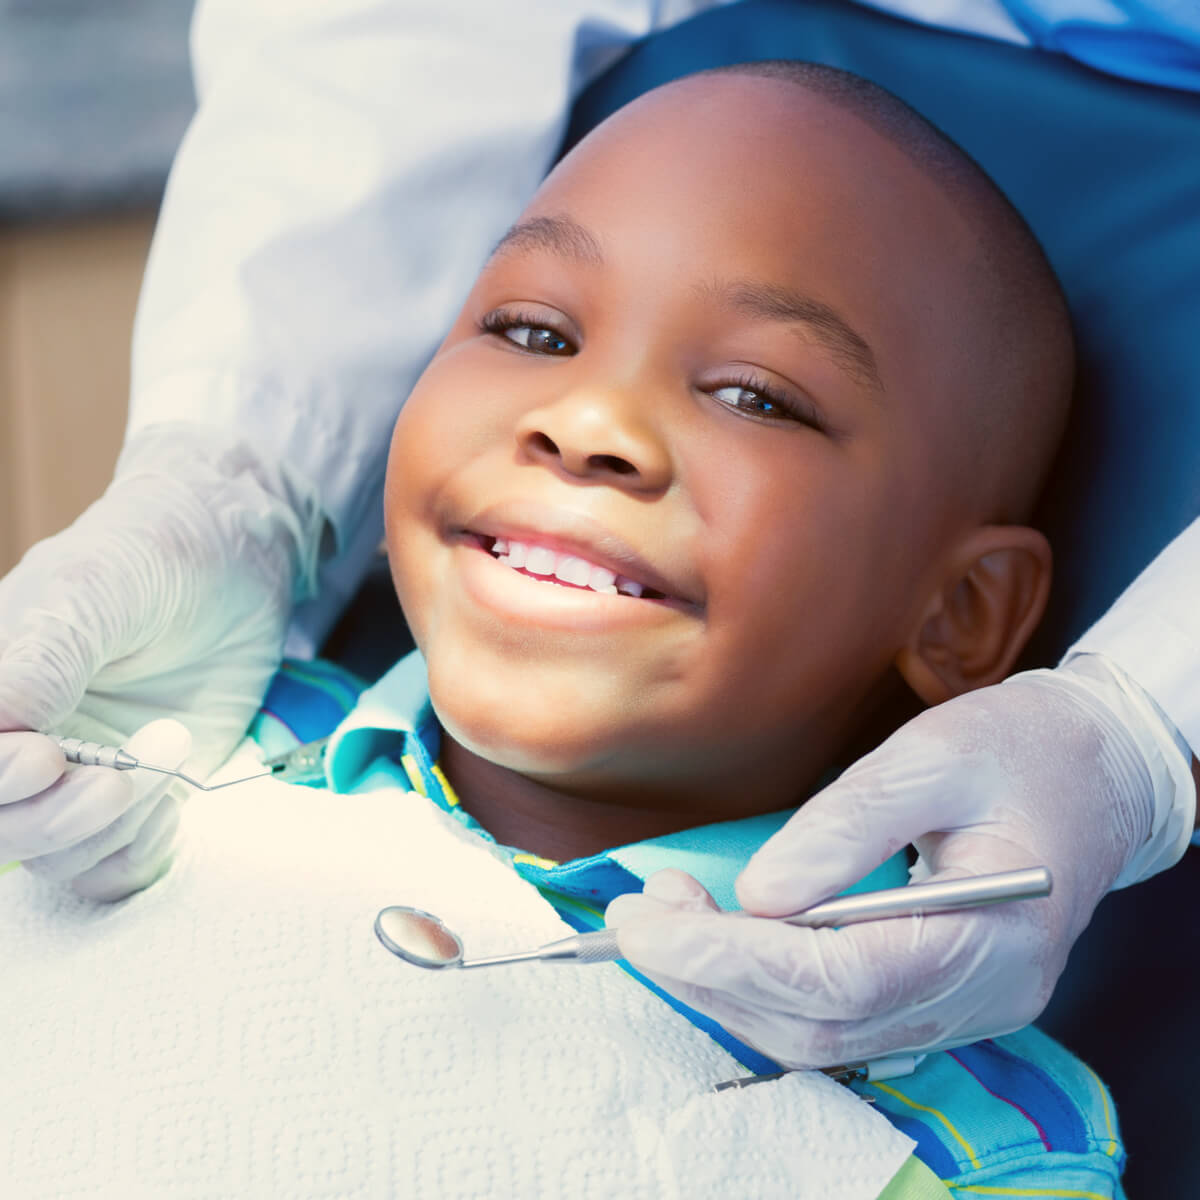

{"left": 2, "top": 748, "right": 914, "bottom": 1199}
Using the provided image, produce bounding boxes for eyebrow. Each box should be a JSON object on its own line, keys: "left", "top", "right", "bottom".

{"left": 701, "top": 279, "right": 884, "bottom": 395}
{"left": 490, "top": 216, "right": 883, "bottom": 394}
{"left": 490, "top": 215, "right": 605, "bottom": 267}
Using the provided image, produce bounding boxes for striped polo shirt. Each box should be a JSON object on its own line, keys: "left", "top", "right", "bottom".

{"left": 251, "top": 653, "right": 1128, "bottom": 1200}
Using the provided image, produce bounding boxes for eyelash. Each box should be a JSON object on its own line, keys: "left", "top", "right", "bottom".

{"left": 480, "top": 308, "right": 573, "bottom": 354}
{"left": 714, "top": 371, "right": 824, "bottom": 430}
{"left": 479, "top": 307, "right": 824, "bottom": 431}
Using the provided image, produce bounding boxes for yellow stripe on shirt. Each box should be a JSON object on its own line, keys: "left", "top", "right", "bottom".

{"left": 872, "top": 1081, "right": 982, "bottom": 1171}
{"left": 512, "top": 852, "right": 560, "bottom": 871}
{"left": 1079, "top": 1062, "right": 1118, "bottom": 1158}
{"left": 430, "top": 762, "right": 460, "bottom": 807}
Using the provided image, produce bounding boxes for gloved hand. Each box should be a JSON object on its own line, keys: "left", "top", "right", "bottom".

{"left": 0, "top": 423, "right": 322, "bottom": 899}
{"left": 607, "top": 656, "right": 1196, "bottom": 1067}
{"left": 4, "top": 719, "right": 192, "bottom": 901}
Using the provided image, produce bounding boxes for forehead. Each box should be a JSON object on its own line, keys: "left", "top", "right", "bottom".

{"left": 539, "top": 79, "right": 956, "bottom": 250}
{"left": 500, "top": 77, "right": 978, "bottom": 375}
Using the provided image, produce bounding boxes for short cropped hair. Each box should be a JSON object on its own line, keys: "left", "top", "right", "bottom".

{"left": 697, "top": 61, "right": 1075, "bottom": 523}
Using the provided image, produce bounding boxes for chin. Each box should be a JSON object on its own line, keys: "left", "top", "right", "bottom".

{"left": 423, "top": 640, "right": 639, "bottom": 773}
{"left": 437, "top": 700, "right": 615, "bottom": 776}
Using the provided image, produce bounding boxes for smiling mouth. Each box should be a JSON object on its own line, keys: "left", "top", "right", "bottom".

{"left": 477, "top": 535, "right": 668, "bottom": 600}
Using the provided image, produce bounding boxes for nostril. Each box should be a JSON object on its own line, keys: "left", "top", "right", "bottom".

{"left": 588, "top": 454, "right": 637, "bottom": 476}
{"left": 527, "top": 432, "right": 559, "bottom": 457}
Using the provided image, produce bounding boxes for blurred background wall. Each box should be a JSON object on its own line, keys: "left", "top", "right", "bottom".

{"left": 0, "top": 0, "right": 195, "bottom": 574}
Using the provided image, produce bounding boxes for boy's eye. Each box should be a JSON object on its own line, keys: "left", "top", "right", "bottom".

{"left": 710, "top": 378, "right": 822, "bottom": 430}
{"left": 507, "top": 325, "right": 573, "bottom": 355}
{"left": 481, "top": 309, "right": 576, "bottom": 356}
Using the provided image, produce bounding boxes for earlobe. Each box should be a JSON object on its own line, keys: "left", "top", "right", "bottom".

{"left": 895, "top": 525, "right": 1053, "bottom": 705}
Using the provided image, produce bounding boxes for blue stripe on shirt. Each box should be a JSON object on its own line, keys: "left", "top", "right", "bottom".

{"left": 950, "top": 1039, "right": 1089, "bottom": 1155}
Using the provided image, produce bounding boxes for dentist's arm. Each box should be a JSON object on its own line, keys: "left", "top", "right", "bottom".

{"left": 0, "top": 0, "right": 728, "bottom": 900}
{"left": 608, "top": 517, "right": 1199, "bottom": 1066}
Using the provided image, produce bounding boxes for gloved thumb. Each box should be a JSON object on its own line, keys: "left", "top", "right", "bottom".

{"left": 23, "top": 717, "right": 191, "bottom": 900}
{"left": 606, "top": 868, "right": 721, "bottom": 926}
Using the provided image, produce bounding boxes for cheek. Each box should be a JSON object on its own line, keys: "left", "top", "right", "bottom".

{"left": 699, "top": 448, "right": 879, "bottom": 604}
{"left": 383, "top": 375, "right": 460, "bottom": 631}
{"left": 695, "top": 448, "right": 905, "bottom": 684}
{"left": 385, "top": 356, "right": 498, "bottom": 518}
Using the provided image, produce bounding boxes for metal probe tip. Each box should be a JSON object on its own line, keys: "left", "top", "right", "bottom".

{"left": 50, "top": 735, "right": 270, "bottom": 791}
{"left": 127, "top": 760, "right": 273, "bottom": 791}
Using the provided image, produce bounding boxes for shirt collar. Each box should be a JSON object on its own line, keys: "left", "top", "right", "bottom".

{"left": 323, "top": 651, "right": 905, "bottom": 906}
{"left": 325, "top": 650, "right": 441, "bottom": 790}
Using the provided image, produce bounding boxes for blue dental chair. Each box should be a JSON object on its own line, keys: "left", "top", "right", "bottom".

{"left": 324, "top": 2, "right": 1200, "bottom": 1189}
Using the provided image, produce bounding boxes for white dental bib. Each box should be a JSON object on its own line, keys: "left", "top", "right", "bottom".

{"left": 1, "top": 744, "right": 913, "bottom": 1199}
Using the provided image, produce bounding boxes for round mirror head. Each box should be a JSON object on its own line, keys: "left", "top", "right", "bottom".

{"left": 375, "top": 905, "right": 464, "bottom": 968}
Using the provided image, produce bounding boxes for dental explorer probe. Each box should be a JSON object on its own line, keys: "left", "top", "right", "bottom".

{"left": 374, "top": 865, "right": 1053, "bottom": 970}
{"left": 50, "top": 736, "right": 271, "bottom": 792}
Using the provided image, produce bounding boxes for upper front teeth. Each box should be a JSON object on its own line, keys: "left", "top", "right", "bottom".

{"left": 525, "top": 545, "right": 558, "bottom": 576}
{"left": 490, "top": 537, "right": 641, "bottom": 596}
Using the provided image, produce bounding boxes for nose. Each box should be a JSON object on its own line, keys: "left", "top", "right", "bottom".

{"left": 514, "top": 387, "right": 673, "bottom": 492}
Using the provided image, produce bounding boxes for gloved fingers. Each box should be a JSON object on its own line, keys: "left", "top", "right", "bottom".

{"left": 54, "top": 710, "right": 192, "bottom": 902}
{"left": 735, "top": 718, "right": 1009, "bottom": 917}
{"left": 20, "top": 785, "right": 176, "bottom": 883}
{"left": 598, "top": 952, "right": 860, "bottom": 1068}
{"left": 619, "top": 927, "right": 1042, "bottom": 1068}
{"left": 0, "top": 623, "right": 100, "bottom": 734}
{"left": 910, "top": 832, "right": 1050, "bottom": 885}
{"left": 0, "top": 731, "right": 67, "bottom": 803}
{"left": 606, "top": 875, "right": 717, "bottom": 931}
{"left": 14, "top": 718, "right": 190, "bottom": 887}
{"left": 670, "top": 985, "right": 934, "bottom": 1068}
{"left": 735, "top": 765, "right": 956, "bottom": 919}
{"left": 70, "top": 793, "right": 181, "bottom": 902}
{"left": 0, "top": 765, "right": 132, "bottom": 862}
{"left": 0, "top": 432, "right": 307, "bottom": 778}
{"left": 643, "top": 867, "right": 719, "bottom": 907}
{"left": 615, "top": 904, "right": 1006, "bottom": 1023}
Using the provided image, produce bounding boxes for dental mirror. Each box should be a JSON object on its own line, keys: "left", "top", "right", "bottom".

{"left": 375, "top": 906, "right": 466, "bottom": 968}
{"left": 374, "top": 867, "right": 1052, "bottom": 972}
{"left": 374, "top": 904, "right": 624, "bottom": 969}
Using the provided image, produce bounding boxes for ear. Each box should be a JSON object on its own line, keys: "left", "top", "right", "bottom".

{"left": 894, "top": 525, "right": 1052, "bottom": 706}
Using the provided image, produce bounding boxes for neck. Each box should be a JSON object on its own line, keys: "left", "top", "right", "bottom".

{"left": 439, "top": 736, "right": 755, "bottom": 861}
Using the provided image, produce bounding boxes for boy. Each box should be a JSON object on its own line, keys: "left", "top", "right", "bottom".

{"left": 3, "top": 65, "right": 1122, "bottom": 1198}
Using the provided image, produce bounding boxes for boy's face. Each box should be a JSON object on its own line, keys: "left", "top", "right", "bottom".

{"left": 384, "top": 77, "right": 986, "bottom": 819}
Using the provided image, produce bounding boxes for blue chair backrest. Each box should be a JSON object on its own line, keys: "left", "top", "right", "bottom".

{"left": 564, "top": 0, "right": 1200, "bottom": 666}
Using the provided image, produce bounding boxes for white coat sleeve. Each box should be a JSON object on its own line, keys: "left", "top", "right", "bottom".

{"left": 1068, "top": 516, "right": 1200, "bottom": 757}
{"left": 130, "top": 0, "right": 735, "bottom": 653}
{"left": 1067, "top": 515, "right": 1200, "bottom": 851}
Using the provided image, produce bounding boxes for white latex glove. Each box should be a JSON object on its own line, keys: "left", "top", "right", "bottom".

{"left": 4, "top": 719, "right": 191, "bottom": 901}
{"left": 0, "top": 423, "right": 322, "bottom": 899}
{"left": 607, "top": 656, "right": 1196, "bottom": 1067}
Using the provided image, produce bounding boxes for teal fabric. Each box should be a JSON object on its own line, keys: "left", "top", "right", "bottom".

{"left": 250, "top": 657, "right": 367, "bottom": 760}
{"left": 608, "top": 811, "right": 909, "bottom": 910}
{"left": 562, "top": 0, "right": 1200, "bottom": 669}
{"left": 324, "top": 649, "right": 438, "bottom": 792}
